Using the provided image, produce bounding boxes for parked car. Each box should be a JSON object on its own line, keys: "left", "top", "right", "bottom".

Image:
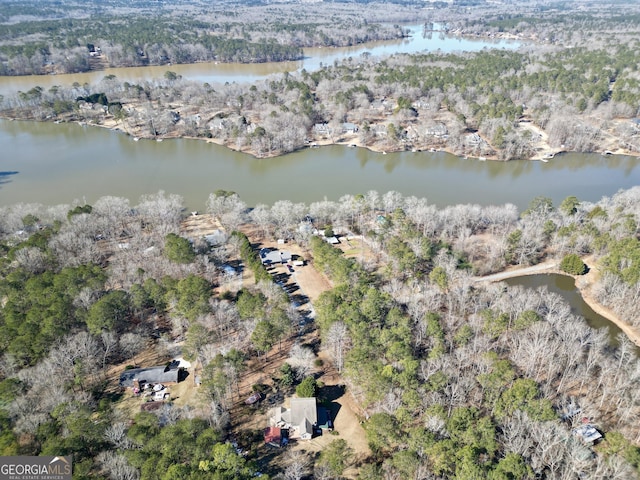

{"left": 287, "top": 265, "right": 294, "bottom": 273}
{"left": 245, "top": 392, "right": 264, "bottom": 405}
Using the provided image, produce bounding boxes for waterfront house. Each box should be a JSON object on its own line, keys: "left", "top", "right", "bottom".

{"left": 342, "top": 122, "right": 359, "bottom": 134}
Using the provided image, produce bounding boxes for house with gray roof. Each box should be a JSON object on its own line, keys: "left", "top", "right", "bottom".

{"left": 271, "top": 397, "right": 318, "bottom": 440}
{"left": 342, "top": 122, "right": 359, "bottom": 134}
{"left": 119, "top": 364, "right": 183, "bottom": 388}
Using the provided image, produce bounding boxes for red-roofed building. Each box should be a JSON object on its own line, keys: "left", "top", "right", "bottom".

{"left": 264, "top": 427, "right": 289, "bottom": 447}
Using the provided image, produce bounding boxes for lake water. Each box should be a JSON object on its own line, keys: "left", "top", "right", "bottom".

{"left": 0, "top": 25, "right": 519, "bottom": 96}
{"left": 2, "top": 26, "right": 637, "bottom": 212}
{"left": 505, "top": 274, "right": 627, "bottom": 347}
{"left": 1, "top": 119, "right": 639, "bottom": 210}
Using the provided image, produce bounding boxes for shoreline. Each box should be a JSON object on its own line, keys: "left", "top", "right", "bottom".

{"left": 3, "top": 112, "right": 639, "bottom": 345}
{"left": 476, "top": 259, "right": 640, "bottom": 347}
{"left": 4, "top": 113, "right": 639, "bottom": 163}
{"left": 577, "top": 259, "right": 640, "bottom": 347}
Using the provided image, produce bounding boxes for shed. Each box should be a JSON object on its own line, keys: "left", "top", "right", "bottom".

{"left": 264, "top": 427, "right": 289, "bottom": 447}
{"left": 573, "top": 424, "right": 602, "bottom": 444}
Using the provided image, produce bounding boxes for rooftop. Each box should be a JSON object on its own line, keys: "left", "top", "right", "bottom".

{"left": 119, "top": 364, "right": 182, "bottom": 388}
{"left": 260, "top": 248, "right": 292, "bottom": 264}
{"left": 289, "top": 397, "right": 318, "bottom": 427}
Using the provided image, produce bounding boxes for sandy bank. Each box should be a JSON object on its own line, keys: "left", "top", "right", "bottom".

{"left": 577, "top": 258, "right": 640, "bottom": 347}
{"left": 475, "top": 258, "right": 640, "bottom": 347}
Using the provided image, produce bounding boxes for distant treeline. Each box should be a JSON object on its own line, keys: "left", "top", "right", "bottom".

{"left": 0, "top": 15, "right": 305, "bottom": 75}
{"left": 0, "top": 8, "right": 405, "bottom": 75}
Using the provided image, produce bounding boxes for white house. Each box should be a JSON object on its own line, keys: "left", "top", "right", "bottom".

{"left": 271, "top": 397, "right": 318, "bottom": 440}
{"left": 342, "top": 122, "right": 359, "bottom": 134}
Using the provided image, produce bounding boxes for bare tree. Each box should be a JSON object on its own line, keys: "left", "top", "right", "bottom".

{"left": 283, "top": 450, "right": 310, "bottom": 480}
{"left": 250, "top": 204, "right": 273, "bottom": 239}
{"left": 207, "top": 192, "right": 247, "bottom": 232}
{"left": 119, "top": 332, "right": 148, "bottom": 366}
{"left": 325, "top": 321, "right": 351, "bottom": 373}
{"left": 287, "top": 344, "right": 316, "bottom": 379}
{"left": 104, "top": 422, "right": 136, "bottom": 450}
{"left": 101, "top": 331, "right": 119, "bottom": 368}
{"left": 13, "top": 246, "right": 48, "bottom": 274}
{"left": 136, "top": 191, "right": 184, "bottom": 236}
{"left": 206, "top": 400, "right": 230, "bottom": 431}
{"left": 96, "top": 451, "right": 140, "bottom": 480}
{"left": 270, "top": 200, "right": 306, "bottom": 239}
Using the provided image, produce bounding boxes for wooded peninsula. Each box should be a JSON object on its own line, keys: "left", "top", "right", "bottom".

{"left": 2, "top": 0, "right": 640, "bottom": 160}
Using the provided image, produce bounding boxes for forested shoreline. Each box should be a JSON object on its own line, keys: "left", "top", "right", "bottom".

{"left": 4, "top": 1, "right": 640, "bottom": 160}
{"left": 0, "top": 1, "right": 409, "bottom": 75}
{"left": 3, "top": 40, "right": 640, "bottom": 161}
{"left": 3, "top": 1, "right": 640, "bottom": 478}
{"left": 1, "top": 187, "right": 640, "bottom": 478}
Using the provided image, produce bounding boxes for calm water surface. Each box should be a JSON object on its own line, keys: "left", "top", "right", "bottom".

{"left": 1, "top": 26, "right": 636, "bottom": 212}
{"left": 505, "top": 274, "right": 626, "bottom": 346}
{"left": 1, "top": 119, "right": 639, "bottom": 210}
{"left": 0, "top": 25, "right": 518, "bottom": 95}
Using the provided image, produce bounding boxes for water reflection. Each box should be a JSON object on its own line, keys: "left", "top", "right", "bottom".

{"left": 2, "top": 119, "right": 640, "bottom": 210}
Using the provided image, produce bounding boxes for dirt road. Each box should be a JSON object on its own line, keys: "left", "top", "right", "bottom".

{"left": 472, "top": 260, "right": 557, "bottom": 283}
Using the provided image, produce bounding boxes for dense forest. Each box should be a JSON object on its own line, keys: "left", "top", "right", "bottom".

{"left": 3, "top": 1, "right": 640, "bottom": 478}
{"left": 3, "top": 35, "right": 640, "bottom": 160}
{"left": 4, "top": 1, "right": 640, "bottom": 160}
{"left": 0, "top": 0, "right": 410, "bottom": 75}
{"left": 1, "top": 186, "right": 640, "bottom": 478}
{"left": 6, "top": 0, "right": 636, "bottom": 77}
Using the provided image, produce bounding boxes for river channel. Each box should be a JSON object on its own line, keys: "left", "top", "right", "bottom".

{"left": 0, "top": 25, "right": 518, "bottom": 96}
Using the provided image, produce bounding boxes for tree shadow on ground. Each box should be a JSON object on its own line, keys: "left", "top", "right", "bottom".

{"left": 320, "top": 384, "right": 345, "bottom": 402}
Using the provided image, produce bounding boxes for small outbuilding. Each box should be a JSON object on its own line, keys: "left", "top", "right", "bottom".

{"left": 264, "top": 426, "right": 289, "bottom": 447}
{"left": 573, "top": 424, "right": 602, "bottom": 445}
